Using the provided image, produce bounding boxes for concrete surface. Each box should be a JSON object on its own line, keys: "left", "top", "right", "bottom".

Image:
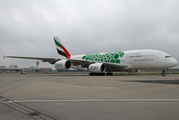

{"left": 0, "top": 74, "right": 179, "bottom": 120}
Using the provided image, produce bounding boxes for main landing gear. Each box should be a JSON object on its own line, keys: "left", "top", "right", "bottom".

{"left": 161, "top": 70, "right": 166, "bottom": 76}
{"left": 106, "top": 72, "right": 113, "bottom": 76}
{"left": 89, "top": 73, "right": 105, "bottom": 76}
{"left": 89, "top": 72, "right": 113, "bottom": 76}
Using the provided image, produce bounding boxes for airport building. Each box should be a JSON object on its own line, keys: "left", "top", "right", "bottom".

{"left": 38, "top": 67, "right": 52, "bottom": 72}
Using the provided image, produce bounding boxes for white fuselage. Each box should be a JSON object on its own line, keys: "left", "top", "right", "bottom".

{"left": 122, "top": 49, "right": 177, "bottom": 70}
{"left": 69, "top": 49, "right": 178, "bottom": 71}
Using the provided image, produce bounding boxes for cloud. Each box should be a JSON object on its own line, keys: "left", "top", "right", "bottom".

{"left": 0, "top": 0, "right": 179, "bottom": 68}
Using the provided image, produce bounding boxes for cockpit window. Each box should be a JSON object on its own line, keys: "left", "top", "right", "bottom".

{"left": 165, "top": 56, "right": 172, "bottom": 58}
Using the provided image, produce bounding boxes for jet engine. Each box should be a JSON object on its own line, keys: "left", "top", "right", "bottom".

{"left": 55, "top": 60, "right": 71, "bottom": 70}
{"left": 88, "top": 63, "right": 106, "bottom": 73}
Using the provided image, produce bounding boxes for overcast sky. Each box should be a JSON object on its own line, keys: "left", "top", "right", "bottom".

{"left": 0, "top": 0, "right": 179, "bottom": 69}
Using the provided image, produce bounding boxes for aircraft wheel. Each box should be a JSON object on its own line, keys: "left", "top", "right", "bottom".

{"left": 161, "top": 73, "right": 166, "bottom": 76}
{"left": 89, "top": 73, "right": 105, "bottom": 76}
{"left": 106, "top": 73, "right": 113, "bottom": 76}
{"left": 89, "top": 73, "right": 94, "bottom": 75}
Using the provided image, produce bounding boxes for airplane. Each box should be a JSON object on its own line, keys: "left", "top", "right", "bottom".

{"left": 4, "top": 37, "right": 178, "bottom": 76}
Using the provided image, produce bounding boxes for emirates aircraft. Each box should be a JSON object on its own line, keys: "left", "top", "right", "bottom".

{"left": 4, "top": 37, "right": 178, "bottom": 76}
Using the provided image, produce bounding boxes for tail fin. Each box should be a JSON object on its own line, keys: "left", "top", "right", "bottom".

{"left": 53, "top": 37, "right": 71, "bottom": 59}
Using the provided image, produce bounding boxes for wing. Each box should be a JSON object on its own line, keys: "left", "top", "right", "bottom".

{"left": 4, "top": 56, "right": 60, "bottom": 64}
{"left": 3, "top": 56, "right": 127, "bottom": 71}
{"left": 69, "top": 59, "right": 128, "bottom": 71}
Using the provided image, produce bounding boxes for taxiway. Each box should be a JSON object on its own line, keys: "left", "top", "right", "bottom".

{"left": 0, "top": 74, "right": 179, "bottom": 120}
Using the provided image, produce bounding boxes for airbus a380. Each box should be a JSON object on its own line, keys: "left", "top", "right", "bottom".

{"left": 4, "top": 37, "right": 178, "bottom": 76}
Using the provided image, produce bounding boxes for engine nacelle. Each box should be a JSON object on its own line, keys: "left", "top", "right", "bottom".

{"left": 55, "top": 60, "right": 71, "bottom": 70}
{"left": 88, "top": 63, "right": 106, "bottom": 73}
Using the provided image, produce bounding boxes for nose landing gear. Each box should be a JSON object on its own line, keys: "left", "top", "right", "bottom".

{"left": 161, "top": 70, "right": 166, "bottom": 76}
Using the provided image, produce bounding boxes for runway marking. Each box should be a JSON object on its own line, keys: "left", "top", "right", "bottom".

{"left": 14, "top": 99, "right": 179, "bottom": 103}
{"left": 0, "top": 96, "right": 56, "bottom": 120}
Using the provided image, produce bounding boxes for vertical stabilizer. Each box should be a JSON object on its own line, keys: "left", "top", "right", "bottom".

{"left": 53, "top": 37, "right": 71, "bottom": 59}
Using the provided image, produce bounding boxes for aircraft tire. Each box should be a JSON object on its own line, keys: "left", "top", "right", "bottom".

{"left": 161, "top": 73, "right": 166, "bottom": 76}
{"left": 89, "top": 73, "right": 105, "bottom": 76}
{"left": 106, "top": 73, "right": 113, "bottom": 76}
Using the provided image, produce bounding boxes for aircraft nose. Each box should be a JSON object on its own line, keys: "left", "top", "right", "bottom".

{"left": 172, "top": 58, "right": 178, "bottom": 67}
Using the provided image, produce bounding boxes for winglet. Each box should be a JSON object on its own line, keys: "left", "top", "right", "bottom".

{"left": 53, "top": 37, "right": 71, "bottom": 59}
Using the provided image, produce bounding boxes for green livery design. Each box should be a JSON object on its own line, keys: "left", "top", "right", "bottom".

{"left": 82, "top": 51, "right": 124, "bottom": 64}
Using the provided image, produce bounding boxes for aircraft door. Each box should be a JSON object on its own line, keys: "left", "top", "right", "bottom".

{"left": 155, "top": 56, "right": 159, "bottom": 63}
{"left": 126, "top": 55, "right": 133, "bottom": 64}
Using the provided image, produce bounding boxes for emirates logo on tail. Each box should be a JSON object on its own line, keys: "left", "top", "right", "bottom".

{"left": 54, "top": 37, "right": 71, "bottom": 59}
